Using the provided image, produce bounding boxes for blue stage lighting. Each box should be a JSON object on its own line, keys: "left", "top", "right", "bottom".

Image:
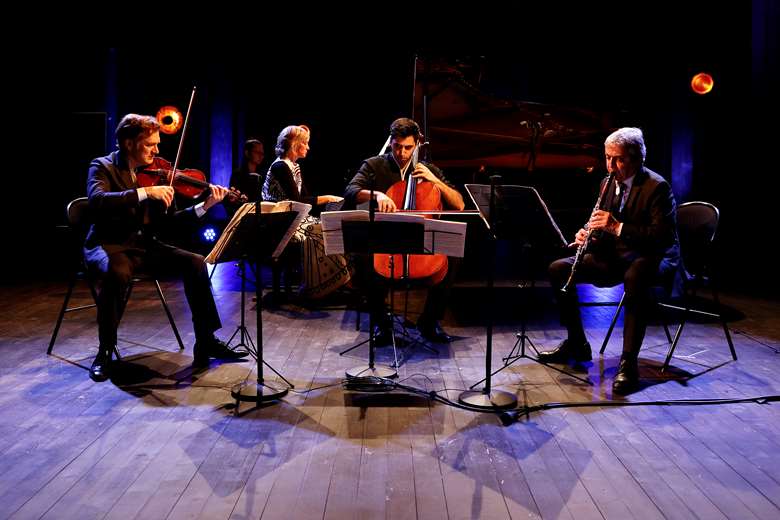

{"left": 201, "top": 226, "right": 218, "bottom": 242}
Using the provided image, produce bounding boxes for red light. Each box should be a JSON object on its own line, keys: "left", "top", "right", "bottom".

{"left": 691, "top": 73, "right": 714, "bottom": 95}
{"left": 156, "top": 106, "right": 183, "bottom": 134}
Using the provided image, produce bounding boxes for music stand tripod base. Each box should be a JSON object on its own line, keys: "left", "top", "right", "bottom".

{"left": 345, "top": 365, "right": 398, "bottom": 379}
{"left": 231, "top": 381, "right": 288, "bottom": 402}
{"left": 458, "top": 389, "right": 517, "bottom": 410}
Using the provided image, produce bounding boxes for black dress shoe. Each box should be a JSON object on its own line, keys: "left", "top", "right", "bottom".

{"left": 193, "top": 337, "right": 249, "bottom": 367}
{"left": 417, "top": 319, "right": 452, "bottom": 343}
{"left": 537, "top": 339, "right": 592, "bottom": 363}
{"left": 612, "top": 357, "right": 639, "bottom": 394}
{"left": 89, "top": 351, "right": 111, "bottom": 382}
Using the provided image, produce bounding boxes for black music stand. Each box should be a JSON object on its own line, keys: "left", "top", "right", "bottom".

{"left": 341, "top": 219, "right": 431, "bottom": 379}
{"left": 215, "top": 208, "right": 298, "bottom": 405}
{"left": 463, "top": 181, "right": 590, "bottom": 406}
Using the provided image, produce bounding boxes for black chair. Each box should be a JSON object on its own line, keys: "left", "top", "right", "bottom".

{"left": 47, "top": 197, "right": 185, "bottom": 357}
{"left": 598, "top": 201, "right": 736, "bottom": 371}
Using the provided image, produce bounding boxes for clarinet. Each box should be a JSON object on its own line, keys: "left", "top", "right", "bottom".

{"left": 561, "top": 173, "right": 616, "bottom": 292}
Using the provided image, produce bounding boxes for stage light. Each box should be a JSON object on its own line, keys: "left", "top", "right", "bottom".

{"left": 201, "top": 226, "right": 218, "bottom": 243}
{"left": 691, "top": 73, "right": 714, "bottom": 95}
{"left": 156, "top": 105, "right": 184, "bottom": 134}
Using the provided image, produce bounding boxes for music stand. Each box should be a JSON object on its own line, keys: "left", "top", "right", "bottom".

{"left": 461, "top": 180, "right": 590, "bottom": 407}
{"left": 342, "top": 219, "right": 430, "bottom": 378}
{"left": 212, "top": 207, "right": 298, "bottom": 404}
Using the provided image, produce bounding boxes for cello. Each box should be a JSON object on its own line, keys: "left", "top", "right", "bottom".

{"left": 372, "top": 139, "right": 448, "bottom": 285}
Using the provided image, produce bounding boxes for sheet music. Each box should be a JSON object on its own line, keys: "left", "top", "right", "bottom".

{"left": 205, "top": 200, "right": 311, "bottom": 263}
{"left": 465, "top": 184, "right": 567, "bottom": 247}
{"left": 320, "top": 210, "right": 467, "bottom": 257}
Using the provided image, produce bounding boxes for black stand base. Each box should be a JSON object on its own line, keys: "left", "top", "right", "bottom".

{"left": 340, "top": 314, "right": 435, "bottom": 369}
{"left": 226, "top": 259, "right": 255, "bottom": 353}
{"left": 471, "top": 332, "right": 593, "bottom": 387}
{"left": 231, "top": 381, "right": 289, "bottom": 402}
{"left": 345, "top": 365, "right": 398, "bottom": 379}
{"left": 458, "top": 389, "right": 517, "bottom": 409}
{"left": 226, "top": 326, "right": 255, "bottom": 351}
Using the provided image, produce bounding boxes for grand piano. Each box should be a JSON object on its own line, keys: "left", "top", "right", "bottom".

{"left": 410, "top": 56, "right": 618, "bottom": 285}
{"left": 411, "top": 55, "right": 615, "bottom": 173}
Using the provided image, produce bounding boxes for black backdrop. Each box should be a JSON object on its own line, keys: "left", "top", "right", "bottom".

{"left": 5, "top": 8, "right": 777, "bottom": 298}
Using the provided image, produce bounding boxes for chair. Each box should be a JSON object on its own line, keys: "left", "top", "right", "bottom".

{"left": 47, "top": 197, "right": 185, "bottom": 357}
{"left": 598, "top": 201, "right": 736, "bottom": 371}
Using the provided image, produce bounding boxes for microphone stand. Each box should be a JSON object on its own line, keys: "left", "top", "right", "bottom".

{"left": 459, "top": 175, "right": 517, "bottom": 410}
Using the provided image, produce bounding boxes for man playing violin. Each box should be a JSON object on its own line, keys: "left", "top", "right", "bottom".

{"left": 344, "top": 117, "right": 465, "bottom": 345}
{"left": 84, "top": 113, "right": 247, "bottom": 382}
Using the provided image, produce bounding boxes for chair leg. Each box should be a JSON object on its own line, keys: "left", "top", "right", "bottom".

{"left": 119, "top": 281, "right": 134, "bottom": 324}
{"left": 48, "top": 275, "right": 77, "bottom": 355}
{"left": 154, "top": 280, "right": 185, "bottom": 350}
{"left": 653, "top": 289, "right": 673, "bottom": 344}
{"left": 600, "top": 292, "right": 625, "bottom": 354}
{"left": 661, "top": 314, "right": 673, "bottom": 344}
{"left": 711, "top": 284, "right": 737, "bottom": 360}
{"left": 662, "top": 288, "right": 695, "bottom": 372}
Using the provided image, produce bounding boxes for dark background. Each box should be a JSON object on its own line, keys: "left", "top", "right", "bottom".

{"left": 5, "top": 4, "right": 777, "bottom": 297}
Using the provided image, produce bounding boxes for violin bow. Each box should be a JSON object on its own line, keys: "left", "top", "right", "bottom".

{"left": 169, "top": 86, "right": 197, "bottom": 186}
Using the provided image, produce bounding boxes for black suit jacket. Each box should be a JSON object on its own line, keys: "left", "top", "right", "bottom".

{"left": 594, "top": 167, "right": 680, "bottom": 272}
{"left": 343, "top": 153, "right": 456, "bottom": 209}
{"left": 84, "top": 151, "right": 197, "bottom": 258}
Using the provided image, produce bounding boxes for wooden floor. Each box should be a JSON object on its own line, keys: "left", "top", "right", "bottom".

{"left": 2, "top": 264, "right": 780, "bottom": 520}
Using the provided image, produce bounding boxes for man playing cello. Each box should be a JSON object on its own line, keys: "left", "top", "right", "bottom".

{"left": 344, "top": 117, "right": 465, "bottom": 344}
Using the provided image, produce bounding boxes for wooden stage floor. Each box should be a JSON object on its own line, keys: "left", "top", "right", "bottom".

{"left": 1, "top": 264, "right": 779, "bottom": 519}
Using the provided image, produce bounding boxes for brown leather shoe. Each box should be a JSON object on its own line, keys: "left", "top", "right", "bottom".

{"left": 537, "top": 339, "right": 592, "bottom": 363}
{"left": 612, "top": 357, "right": 639, "bottom": 394}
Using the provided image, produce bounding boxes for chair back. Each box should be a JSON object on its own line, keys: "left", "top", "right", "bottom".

{"left": 677, "top": 201, "right": 719, "bottom": 280}
{"left": 65, "top": 197, "right": 92, "bottom": 269}
{"left": 67, "top": 197, "right": 91, "bottom": 231}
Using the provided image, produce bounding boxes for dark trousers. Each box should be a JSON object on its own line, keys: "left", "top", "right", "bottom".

{"left": 88, "top": 241, "right": 222, "bottom": 350}
{"left": 355, "top": 255, "right": 461, "bottom": 326}
{"left": 548, "top": 252, "right": 658, "bottom": 357}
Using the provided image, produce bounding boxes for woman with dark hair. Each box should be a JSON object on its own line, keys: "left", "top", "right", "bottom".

{"left": 230, "top": 138, "right": 265, "bottom": 202}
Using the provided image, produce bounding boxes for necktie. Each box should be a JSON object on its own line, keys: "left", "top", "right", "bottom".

{"left": 612, "top": 182, "right": 627, "bottom": 214}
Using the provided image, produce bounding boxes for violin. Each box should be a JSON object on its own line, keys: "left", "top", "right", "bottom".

{"left": 137, "top": 156, "right": 247, "bottom": 205}
{"left": 373, "top": 141, "right": 448, "bottom": 285}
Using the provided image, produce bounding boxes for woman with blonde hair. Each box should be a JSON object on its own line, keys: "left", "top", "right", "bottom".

{"left": 262, "top": 125, "right": 350, "bottom": 299}
{"left": 262, "top": 125, "right": 342, "bottom": 206}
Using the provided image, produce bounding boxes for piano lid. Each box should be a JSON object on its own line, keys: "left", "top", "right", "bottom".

{"left": 412, "top": 56, "right": 615, "bottom": 171}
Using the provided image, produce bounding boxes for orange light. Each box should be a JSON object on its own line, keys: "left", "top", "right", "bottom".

{"left": 156, "top": 105, "right": 183, "bottom": 134}
{"left": 691, "top": 73, "right": 714, "bottom": 95}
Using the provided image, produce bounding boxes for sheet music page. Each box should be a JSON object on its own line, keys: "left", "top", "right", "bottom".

{"left": 321, "top": 210, "right": 367, "bottom": 255}
{"left": 464, "top": 183, "right": 567, "bottom": 247}
{"left": 258, "top": 200, "right": 312, "bottom": 257}
{"left": 205, "top": 200, "right": 311, "bottom": 263}
{"left": 205, "top": 203, "right": 253, "bottom": 264}
{"left": 424, "top": 218, "right": 467, "bottom": 258}
{"left": 320, "top": 210, "right": 466, "bottom": 257}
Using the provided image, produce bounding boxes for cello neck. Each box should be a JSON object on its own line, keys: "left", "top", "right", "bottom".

{"left": 402, "top": 141, "right": 421, "bottom": 210}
